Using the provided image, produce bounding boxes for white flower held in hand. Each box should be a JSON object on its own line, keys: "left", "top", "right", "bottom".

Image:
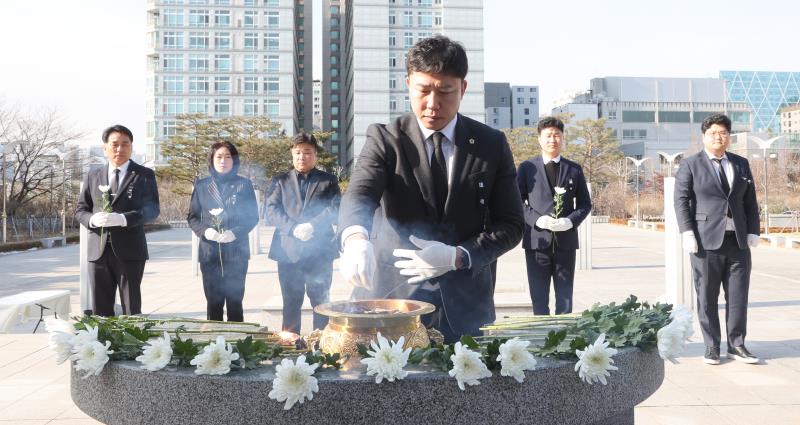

{"left": 136, "top": 331, "right": 173, "bottom": 372}
{"left": 268, "top": 355, "right": 320, "bottom": 410}
{"left": 496, "top": 337, "right": 538, "bottom": 383}
{"left": 361, "top": 332, "right": 411, "bottom": 383}
{"left": 208, "top": 208, "right": 226, "bottom": 276}
{"left": 209, "top": 208, "right": 223, "bottom": 217}
{"left": 71, "top": 339, "right": 113, "bottom": 378}
{"left": 190, "top": 336, "right": 239, "bottom": 375}
{"left": 448, "top": 342, "right": 492, "bottom": 391}
{"left": 98, "top": 185, "right": 110, "bottom": 193}
{"left": 574, "top": 333, "right": 618, "bottom": 385}
{"left": 554, "top": 186, "right": 566, "bottom": 195}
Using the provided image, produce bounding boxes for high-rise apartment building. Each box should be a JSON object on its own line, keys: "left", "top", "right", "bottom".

{"left": 324, "top": 0, "right": 484, "bottom": 169}
{"left": 510, "top": 85, "right": 538, "bottom": 128}
{"left": 484, "top": 82, "right": 511, "bottom": 130}
{"left": 144, "top": 0, "right": 312, "bottom": 166}
{"left": 312, "top": 79, "right": 322, "bottom": 130}
{"left": 780, "top": 104, "right": 800, "bottom": 135}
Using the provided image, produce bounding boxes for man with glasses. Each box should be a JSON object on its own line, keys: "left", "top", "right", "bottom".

{"left": 674, "top": 113, "right": 760, "bottom": 365}
{"left": 517, "top": 116, "right": 591, "bottom": 315}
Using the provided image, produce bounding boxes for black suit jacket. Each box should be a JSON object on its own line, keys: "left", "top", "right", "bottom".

{"left": 338, "top": 113, "right": 524, "bottom": 335}
{"left": 517, "top": 156, "right": 592, "bottom": 250}
{"left": 266, "top": 168, "right": 341, "bottom": 263}
{"left": 674, "top": 151, "right": 760, "bottom": 250}
{"left": 187, "top": 175, "right": 259, "bottom": 263}
{"left": 75, "top": 160, "right": 160, "bottom": 262}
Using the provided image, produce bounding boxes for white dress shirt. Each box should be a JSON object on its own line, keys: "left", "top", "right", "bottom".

{"left": 705, "top": 151, "right": 735, "bottom": 231}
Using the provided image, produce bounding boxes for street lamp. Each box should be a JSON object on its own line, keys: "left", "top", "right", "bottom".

{"left": 750, "top": 136, "right": 782, "bottom": 235}
{"left": 53, "top": 150, "right": 69, "bottom": 240}
{"left": 1, "top": 141, "right": 20, "bottom": 244}
{"left": 657, "top": 151, "right": 683, "bottom": 178}
{"left": 626, "top": 156, "right": 650, "bottom": 228}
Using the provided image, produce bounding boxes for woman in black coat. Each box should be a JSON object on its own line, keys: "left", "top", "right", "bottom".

{"left": 187, "top": 141, "right": 259, "bottom": 322}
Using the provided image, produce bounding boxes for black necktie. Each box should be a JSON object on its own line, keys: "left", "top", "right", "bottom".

{"left": 298, "top": 173, "right": 308, "bottom": 202}
{"left": 430, "top": 132, "right": 448, "bottom": 219}
{"left": 111, "top": 168, "right": 120, "bottom": 196}
{"left": 545, "top": 160, "right": 559, "bottom": 192}
{"left": 712, "top": 158, "right": 732, "bottom": 217}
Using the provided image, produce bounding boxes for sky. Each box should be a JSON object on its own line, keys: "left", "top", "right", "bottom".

{"left": 1, "top": 0, "right": 799, "bottom": 152}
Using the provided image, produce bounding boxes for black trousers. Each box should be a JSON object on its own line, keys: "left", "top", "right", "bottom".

{"left": 277, "top": 259, "right": 332, "bottom": 334}
{"left": 91, "top": 246, "right": 145, "bottom": 316}
{"left": 690, "top": 232, "right": 751, "bottom": 350}
{"left": 412, "top": 286, "right": 481, "bottom": 344}
{"left": 200, "top": 259, "right": 248, "bottom": 322}
{"left": 525, "top": 247, "right": 577, "bottom": 315}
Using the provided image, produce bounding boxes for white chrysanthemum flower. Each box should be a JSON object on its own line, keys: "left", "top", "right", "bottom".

{"left": 669, "top": 304, "right": 694, "bottom": 341}
{"left": 45, "top": 318, "right": 76, "bottom": 365}
{"left": 268, "top": 355, "right": 320, "bottom": 410}
{"left": 190, "top": 336, "right": 239, "bottom": 375}
{"left": 554, "top": 186, "right": 566, "bottom": 195}
{"left": 98, "top": 185, "right": 110, "bottom": 193}
{"left": 496, "top": 337, "right": 537, "bottom": 383}
{"left": 71, "top": 339, "right": 113, "bottom": 378}
{"left": 71, "top": 324, "right": 100, "bottom": 350}
{"left": 209, "top": 208, "right": 224, "bottom": 216}
{"left": 574, "top": 333, "right": 618, "bottom": 385}
{"left": 448, "top": 342, "right": 492, "bottom": 391}
{"left": 361, "top": 332, "right": 411, "bottom": 384}
{"left": 657, "top": 321, "right": 687, "bottom": 363}
{"left": 136, "top": 332, "right": 173, "bottom": 372}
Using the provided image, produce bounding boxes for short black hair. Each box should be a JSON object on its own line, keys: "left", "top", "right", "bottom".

{"left": 701, "top": 113, "right": 731, "bottom": 134}
{"left": 102, "top": 124, "right": 133, "bottom": 143}
{"left": 291, "top": 132, "right": 319, "bottom": 152}
{"left": 406, "top": 35, "right": 468, "bottom": 80}
{"left": 537, "top": 116, "right": 565, "bottom": 134}
{"left": 207, "top": 140, "right": 240, "bottom": 173}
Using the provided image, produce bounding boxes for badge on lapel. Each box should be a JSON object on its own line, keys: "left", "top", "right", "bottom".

{"left": 126, "top": 171, "right": 137, "bottom": 199}
{"left": 469, "top": 138, "right": 475, "bottom": 145}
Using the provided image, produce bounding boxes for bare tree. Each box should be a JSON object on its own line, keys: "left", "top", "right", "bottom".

{"left": 0, "top": 106, "right": 84, "bottom": 217}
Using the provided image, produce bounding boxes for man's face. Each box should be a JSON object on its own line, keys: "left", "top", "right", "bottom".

{"left": 406, "top": 71, "right": 467, "bottom": 130}
{"left": 104, "top": 132, "right": 132, "bottom": 167}
{"left": 292, "top": 143, "right": 317, "bottom": 174}
{"left": 703, "top": 124, "right": 730, "bottom": 156}
{"left": 538, "top": 127, "right": 564, "bottom": 158}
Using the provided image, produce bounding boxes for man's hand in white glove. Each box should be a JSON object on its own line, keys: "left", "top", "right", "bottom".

{"left": 218, "top": 230, "right": 237, "bottom": 243}
{"left": 535, "top": 215, "right": 554, "bottom": 231}
{"left": 292, "top": 223, "right": 314, "bottom": 242}
{"left": 339, "top": 236, "right": 375, "bottom": 290}
{"left": 747, "top": 234, "right": 760, "bottom": 248}
{"left": 89, "top": 212, "right": 109, "bottom": 228}
{"left": 682, "top": 231, "right": 698, "bottom": 254}
{"left": 92, "top": 212, "right": 126, "bottom": 227}
{"left": 204, "top": 228, "right": 222, "bottom": 242}
{"left": 393, "top": 235, "right": 457, "bottom": 284}
{"left": 550, "top": 218, "right": 573, "bottom": 232}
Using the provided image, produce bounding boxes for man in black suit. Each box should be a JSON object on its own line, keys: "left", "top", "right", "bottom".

{"left": 337, "top": 36, "right": 524, "bottom": 342}
{"left": 266, "top": 133, "right": 341, "bottom": 334}
{"left": 76, "top": 125, "right": 160, "bottom": 316}
{"left": 517, "top": 117, "right": 592, "bottom": 315}
{"left": 675, "top": 113, "right": 760, "bottom": 365}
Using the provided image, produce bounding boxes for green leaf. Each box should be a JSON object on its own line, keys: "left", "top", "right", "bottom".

{"left": 460, "top": 335, "right": 480, "bottom": 350}
{"left": 356, "top": 343, "right": 370, "bottom": 358}
{"left": 172, "top": 336, "right": 200, "bottom": 367}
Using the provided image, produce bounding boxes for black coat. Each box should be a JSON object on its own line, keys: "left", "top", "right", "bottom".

{"left": 338, "top": 113, "right": 524, "bottom": 336}
{"left": 75, "top": 160, "right": 160, "bottom": 262}
{"left": 187, "top": 175, "right": 259, "bottom": 263}
{"left": 517, "top": 156, "right": 592, "bottom": 251}
{"left": 266, "top": 168, "right": 341, "bottom": 263}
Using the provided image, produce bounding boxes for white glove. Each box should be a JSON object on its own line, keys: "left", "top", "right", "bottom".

{"left": 550, "top": 218, "right": 573, "bottom": 232}
{"left": 92, "top": 212, "right": 125, "bottom": 227}
{"left": 682, "top": 231, "right": 698, "bottom": 254}
{"left": 204, "top": 228, "right": 222, "bottom": 242}
{"left": 339, "top": 238, "right": 376, "bottom": 289}
{"left": 747, "top": 234, "right": 760, "bottom": 248}
{"left": 89, "top": 212, "right": 109, "bottom": 228}
{"left": 292, "top": 223, "right": 314, "bottom": 242}
{"left": 218, "top": 230, "right": 237, "bottom": 244}
{"left": 535, "top": 215, "right": 554, "bottom": 230}
{"left": 393, "top": 235, "right": 457, "bottom": 284}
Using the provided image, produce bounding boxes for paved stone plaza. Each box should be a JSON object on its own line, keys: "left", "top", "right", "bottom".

{"left": 0, "top": 223, "right": 798, "bottom": 424}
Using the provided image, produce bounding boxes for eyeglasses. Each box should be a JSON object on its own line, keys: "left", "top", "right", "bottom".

{"left": 706, "top": 131, "right": 730, "bottom": 138}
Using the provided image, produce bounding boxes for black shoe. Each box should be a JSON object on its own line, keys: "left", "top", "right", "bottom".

{"left": 703, "top": 346, "right": 720, "bottom": 365}
{"left": 727, "top": 345, "right": 759, "bottom": 364}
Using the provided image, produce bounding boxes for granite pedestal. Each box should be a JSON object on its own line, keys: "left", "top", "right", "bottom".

{"left": 72, "top": 347, "right": 664, "bottom": 425}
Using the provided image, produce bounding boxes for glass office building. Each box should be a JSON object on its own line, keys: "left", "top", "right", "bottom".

{"left": 720, "top": 71, "right": 800, "bottom": 134}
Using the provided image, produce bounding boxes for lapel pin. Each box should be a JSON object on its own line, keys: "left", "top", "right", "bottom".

{"left": 479, "top": 182, "right": 484, "bottom": 188}
{"left": 480, "top": 199, "right": 485, "bottom": 205}
{"left": 468, "top": 138, "right": 475, "bottom": 145}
